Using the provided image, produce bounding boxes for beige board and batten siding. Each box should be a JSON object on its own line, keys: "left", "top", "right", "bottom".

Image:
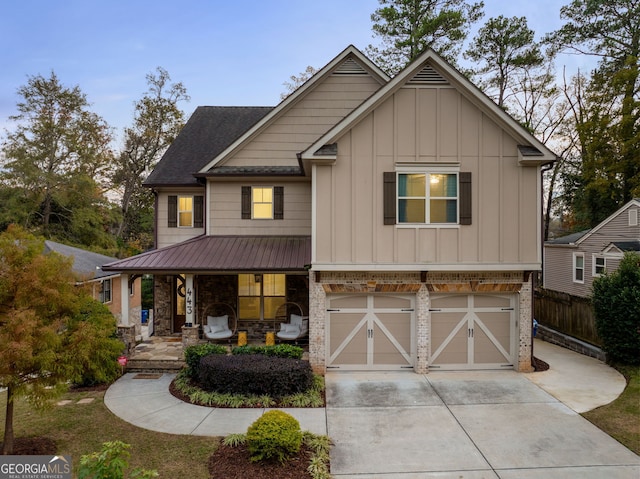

{"left": 156, "top": 189, "right": 205, "bottom": 249}
{"left": 314, "top": 85, "right": 541, "bottom": 269}
{"left": 209, "top": 181, "right": 311, "bottom": 236}
{"left": 229, "top": 74, "right": 383, "bottom": 166}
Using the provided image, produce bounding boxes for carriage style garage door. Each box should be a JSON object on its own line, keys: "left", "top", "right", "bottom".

{"left": 429, "top": 293, "right": 516, "bottom": 370}
{"left": 327, "top": 294, "right": 414, "bottom": 370}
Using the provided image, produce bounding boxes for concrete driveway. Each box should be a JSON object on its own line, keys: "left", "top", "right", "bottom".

{"left": 325, "top": 371, "right": 640, "bottom": 478}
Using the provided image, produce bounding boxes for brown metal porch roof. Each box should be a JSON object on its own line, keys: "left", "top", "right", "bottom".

{"left": 102, "top": 235, "right": 311, "bottom": 273}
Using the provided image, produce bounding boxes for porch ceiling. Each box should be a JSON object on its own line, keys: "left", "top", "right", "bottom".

{"left": 102, "top": 235, "right": 311, "bottom": 273}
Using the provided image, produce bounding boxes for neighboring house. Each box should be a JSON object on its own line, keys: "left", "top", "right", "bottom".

{"left": 44, "top": 241, "right": 142, "bottom": 334}
{"left": 104, "top": 45, "right": 556, "bottom": 374}
{"left": 543, "top": 198, "right": 640, "bottom": 298}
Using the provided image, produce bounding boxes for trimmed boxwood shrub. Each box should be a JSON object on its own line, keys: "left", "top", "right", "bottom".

{"left": 246, "top": 410, "right": 302, "bottom": 463}
{"left": 231, "top": 343, "right": 304, "bottom": 359}
{"left": 198, "top": 354, "right": 313, "bottom": 397}
{"left": 184, "top": 343, "right": 228, "bottom": 378}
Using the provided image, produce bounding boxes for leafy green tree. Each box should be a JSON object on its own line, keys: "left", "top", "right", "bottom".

{"left": 465, "top": 15, "right": 543, "bottom": 108}
{"left": 592, "top": 252, "right": 640, "bottom": 365}
{"left": 0, "top": 72, "right": 114, "bottom": 239}
{"left": 0, "top": 225, "right": 121, "bottom": 454}
{"left": 67, "top": 296, "right": 124, "bottom": 387}
{"left": 546, "top": 0, "right": 640, "bottom": 228}
{"left": 367, "top": 0, "right": 484, "bottom": 74}
{"left": 112, "top": 67, "right": 189, "bottom": 251}
{"left": 79, "top": 441, "right": 158, "bottom": 479}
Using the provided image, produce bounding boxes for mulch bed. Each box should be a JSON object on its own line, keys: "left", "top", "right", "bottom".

{"left": 533, "top": 356, "right": 550, "bottom": 371}
{"left": 208, "top": 444, "right": 313, "bottom": 479}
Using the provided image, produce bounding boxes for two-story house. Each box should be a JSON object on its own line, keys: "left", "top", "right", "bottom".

{"left": 543, "top": 198, "right": 640, "bottom": 297}
{"left": 104, "top": 45, "right": 556, "bottom": 374}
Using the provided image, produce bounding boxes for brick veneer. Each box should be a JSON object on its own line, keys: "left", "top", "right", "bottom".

{"left": 309, "top": 270, "right": 533, "bottom": 374}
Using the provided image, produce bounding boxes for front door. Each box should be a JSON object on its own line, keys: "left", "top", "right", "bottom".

{"left": 328, "top": 294, "right": 414, "bottom": 370}
{"left": 173, "top": 275, "right": 186, "bottom": 333}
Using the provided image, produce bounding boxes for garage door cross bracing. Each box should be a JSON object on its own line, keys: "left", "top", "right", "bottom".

{"left": 430, "top": 293, "right": 516, "bottom": 370}
{"left": 327, "top": 294, "right": 414, "bottom": 370}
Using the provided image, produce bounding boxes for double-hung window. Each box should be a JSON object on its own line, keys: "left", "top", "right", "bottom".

{"left": 397, "top": 171, "right": 459, "bottom": 224}
{"left": 593, "top": 255, "right": 606, "bottom": 276}
{"left": 178, "top": 196, "right": 193, "bottom": 227}
{"left": 241, "top": 186, "right": 284, "bottom": 220}
{"left": 100, "top": 278, "right": 112, "bottom": 303}
{"left": 168, "top": 195, "right": 204, "bottom": 228}
{"left": 573, "top": 253, "right": 585, "bottom": 283}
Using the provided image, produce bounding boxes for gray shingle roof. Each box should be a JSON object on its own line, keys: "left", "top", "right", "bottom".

{"left": 611, "top": 240, "right": 640, "bottom": 252}
{"left": 44, "top": 241, "right": 118, "bottom": 280}
{"left": 545, "top": 230, "right": 591, "bottom": 245}
{"left": 144, "top": 106, "right": 273, "bottom": 186}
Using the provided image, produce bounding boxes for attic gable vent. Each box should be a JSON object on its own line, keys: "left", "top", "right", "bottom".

{"left": 408, "top": 64, "right": 448, "bottom": 84}
{"left": 333, "top": 57, "right": 367, "bottom": 75}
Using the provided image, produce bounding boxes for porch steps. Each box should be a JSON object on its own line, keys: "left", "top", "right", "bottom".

{"left": 125, "top": 358, "right": 185, "bottom": 373}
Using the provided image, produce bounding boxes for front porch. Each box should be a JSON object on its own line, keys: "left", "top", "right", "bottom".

{"left": 124, "top": 334, "right": 310, "bottom": 373}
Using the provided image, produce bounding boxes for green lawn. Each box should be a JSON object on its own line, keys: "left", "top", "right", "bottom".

{"left": 0, "top": 388, "right": 218, "bottom": 478}
{"left": 582, "top": 365, "right": 640, "bottom": 455}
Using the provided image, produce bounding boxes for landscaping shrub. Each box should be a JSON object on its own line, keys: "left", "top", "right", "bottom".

{"left": 198, "top": 354, "right": 313, "bottom": 397}
{"left": 592, "top": 252, "right": 640, "bottom": 365}
{"left": 184, "top": 343, "right": 228, "bottom": 378}
{"left": 246, "top": 410, "right": 302, "bottom": 463}
{"left": 231, "top": 343, "right": 304, "bottom": 359}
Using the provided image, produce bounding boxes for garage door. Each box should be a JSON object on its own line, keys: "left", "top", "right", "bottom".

{"left": 430, "top": 293, "right": 516, "bottom": 370}
{"left": 327, "top": 294, "right": 414, "bottom": 370}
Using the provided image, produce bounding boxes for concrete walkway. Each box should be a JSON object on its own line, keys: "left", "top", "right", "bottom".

{"left": 104, "top": 340, "right": 639, "bottom": 478}
{"left": 527, "top": 339, "right": 627, "bottom": 413}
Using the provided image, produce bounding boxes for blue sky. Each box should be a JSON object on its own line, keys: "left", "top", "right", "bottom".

{"left": 0, "top": 0, "right": 596, "bottom": 143}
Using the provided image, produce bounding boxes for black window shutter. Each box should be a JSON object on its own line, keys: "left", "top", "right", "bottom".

{"left": 168, "top": 195, "right": 177, "bottom": 228}
{"left": 459, "top": 172, "right": 472, "bottom": 225}
{"left": 241, "top": 186, "right": 251, "bottom": 219}
{"left": 194, "top": 195, "right": 204, "bottom": 228}
{"left": 274, "top": 186, "right": 284, "bottom": 219}
{"left": 383, "top": 172, "right": 396, "bottom": 225}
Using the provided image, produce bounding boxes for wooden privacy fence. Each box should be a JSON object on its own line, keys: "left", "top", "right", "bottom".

{"left": 534, "top": 287, "right": 601, "bottom": 346}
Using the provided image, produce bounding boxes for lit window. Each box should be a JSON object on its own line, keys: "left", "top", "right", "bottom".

{"left": 252, "top": 187, "right": 273, "bottom": 219}
{"left": 178, "top": 196, "right": 193, "bottom": 227}
{"left": 573, "top": 253, "right": 585, "bottom": 283}
{"left": 398, "top": 173, "right": 458, "bottom": 224}
{"left": 238, "top": 273, "right": 285, "bottom": 320}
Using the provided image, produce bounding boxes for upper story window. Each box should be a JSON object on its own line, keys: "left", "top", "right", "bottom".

{"left": 398, "top": 172, "right": 458, "bottom": 224}
{"left": 99, "top": 278, "right": 112, "bottom": 303}
{"left": 384, "top": 169, "right": 471, "bottom": 225}
{"left": 178, "top": 196, "right": 193, "bottom": 226}
{"left": 242, "top": 186, "right": 284, "bottom": 220}
{"left": 593, "top": 255, "right": 606, "bottom": 276}
{"left": 168, "top": 195, "right": 203, "bottom": 228}
{"left": 252, "top": 187, "right": 274, "bottom": 219}
{"left": 573, "top": 253, "right": 585, "bottom": 283}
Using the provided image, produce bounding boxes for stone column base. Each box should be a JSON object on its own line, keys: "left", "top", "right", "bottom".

{"left": 182, "top": 325, "right": 200, "bottom": 349}
{"left": 117, "top": 324, "right": 136, "bottom": 356}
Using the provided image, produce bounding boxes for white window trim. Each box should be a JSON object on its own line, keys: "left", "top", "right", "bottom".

{"left": 592, "top": 255, "right": 606, "bottom": 277}
{"left": 395, "top": 166, "right": 460, "bottom": 225}
{"left": 573, "top": 252, "right": 585, "bottom": 284}
{"left": 100, "top": 278, "right": 113, "bottom": 303}
{"left": 178, "top": 195, "right": 194, "bottom": 228}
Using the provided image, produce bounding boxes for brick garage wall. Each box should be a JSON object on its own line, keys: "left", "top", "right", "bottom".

{"left": 309, "top": 270, "right": 533, "bottom": 374}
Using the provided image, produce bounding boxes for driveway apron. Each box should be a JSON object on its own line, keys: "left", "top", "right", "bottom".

{"left": 325, "top": 370, "right": 640, "bottom": 478}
